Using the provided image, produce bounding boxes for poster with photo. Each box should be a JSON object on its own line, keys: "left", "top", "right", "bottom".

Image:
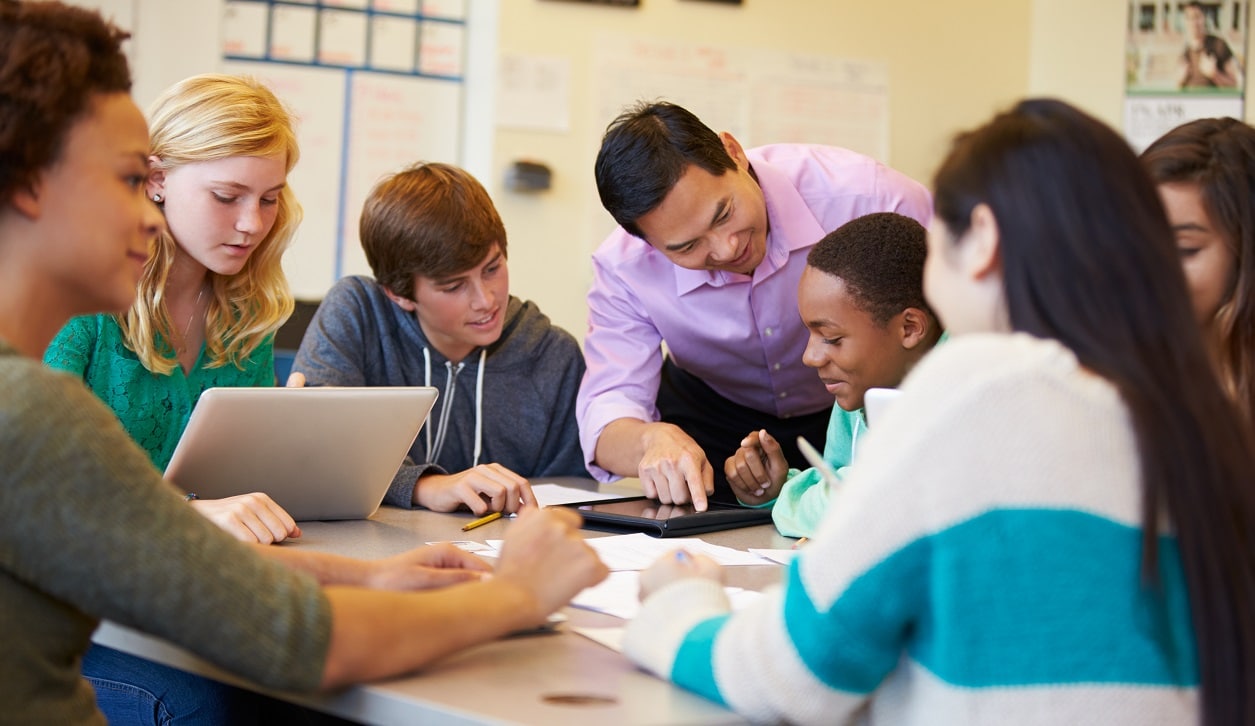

{"left": 1125, "top": 1, "right": 1247, "bottom": 150}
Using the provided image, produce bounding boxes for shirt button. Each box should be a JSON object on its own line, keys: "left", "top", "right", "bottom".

{"left": 778, "top": 392, "right": 788, "bottom": 399}
{"left": 773, "top": 363, "right": 781, "bottom": 371}
{"left": 764, "top": 327, "right": 773, "bottom": 336}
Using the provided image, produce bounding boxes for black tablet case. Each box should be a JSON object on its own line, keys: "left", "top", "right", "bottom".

{"left": 563, "top": 497, "right": 774, "bottom": 538}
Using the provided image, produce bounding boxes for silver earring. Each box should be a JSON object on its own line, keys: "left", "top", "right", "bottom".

{"left": 152, "top": 193, "right": 163, "bottom": 203}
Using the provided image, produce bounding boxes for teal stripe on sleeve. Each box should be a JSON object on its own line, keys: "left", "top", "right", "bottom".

{"left": 670, "top": 614, "right": 731, "bottom": 706}
{"left": 782, "top": 509, "right": 1197, "bottom": 693}
{"left": 783, "top": 536, "right": 927, "bottom": 694}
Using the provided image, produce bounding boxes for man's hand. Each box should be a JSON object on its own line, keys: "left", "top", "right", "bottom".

{"left": 637, "top": 423, "right": 714, "bottom": 511}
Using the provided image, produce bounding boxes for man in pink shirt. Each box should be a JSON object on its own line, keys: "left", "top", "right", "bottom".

{"left": 577, "top": 101, "right": 931, "bottom": 509}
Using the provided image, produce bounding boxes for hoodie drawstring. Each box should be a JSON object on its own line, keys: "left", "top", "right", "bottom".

{"left": 423, "top": 347, "right": 486, "bottom": 467}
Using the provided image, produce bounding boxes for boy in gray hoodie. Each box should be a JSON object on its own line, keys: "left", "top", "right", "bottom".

{"left": 293, "top": 162, "right": 589, "bottom": 513}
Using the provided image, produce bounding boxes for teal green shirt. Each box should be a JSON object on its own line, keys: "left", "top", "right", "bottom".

{"left": 770, "top": 406, "right": 864, "bottom": 538}
{"left": 43, "top": 314, "right": 275, "bottom": 470}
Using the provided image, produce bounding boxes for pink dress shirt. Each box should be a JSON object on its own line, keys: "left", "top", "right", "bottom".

{"left": 577, "top": 143, "right": 932, "bottom": 480}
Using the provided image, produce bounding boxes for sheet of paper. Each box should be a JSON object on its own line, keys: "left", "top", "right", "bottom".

{"left": 426, "top": 540, "right": 496, "bottom": 554}
{"left": 318, "top": 8, "right": 368, "bottom": 66}
{"left": 748, "top": 548, "right": 797, "bottom": 565}
{"left": 486, "top": 533, "right": 773, "bottom": 570}
{"left": 570, "top": 626, "right": 624, "bottom": 652}
{"left": 418, "top": 20, "right": 464, "bottom": 77}
{"left": 270, "top": 5, "right": 317, "bottom": 63}
{"left": 571, "top": 571, "right": 766, "bottom": 629}
{"left": 370, "top": 14, "right": 418, "bottom": 72}
{"left": 531, "top": 483, "right": 624, "bottom": 508}
{"left": 497, "top": 53, "right": 571, "bottom": 132}
{"left": 584, "top": 533, "right": 773, "bottom": 570}
{"left": 222, "top": 1, "right": 268, "bottom": 58}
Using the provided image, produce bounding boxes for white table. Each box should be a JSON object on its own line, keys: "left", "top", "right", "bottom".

{"left": 95, "top": 479, "right": 795, "bottom": 725}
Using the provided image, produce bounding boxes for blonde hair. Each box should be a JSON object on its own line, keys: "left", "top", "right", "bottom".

{"left": 120, "top": 73, "right": 301, "bottom": 374}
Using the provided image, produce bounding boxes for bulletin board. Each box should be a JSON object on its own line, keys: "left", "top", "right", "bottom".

{"left": 220, "top": 0, "right": 468, "bottom": 297}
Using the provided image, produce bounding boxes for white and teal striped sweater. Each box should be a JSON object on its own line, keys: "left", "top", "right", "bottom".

{"left": 624, "top": 333, "right": 1198, "bottom": 725}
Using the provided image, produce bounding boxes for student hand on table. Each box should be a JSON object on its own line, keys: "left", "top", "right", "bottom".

{"left": 724, "top": 429, "right": 789, "bottom": 505}
{"left": 284, "top": 371, "right": 305, "bottom": 387}
{"left": 415, "top": 465, "right": 537, "bottom": 514}
{"left": 494, "top": 507, "right": 609, "bottom": 620}
{"left": 638, "top": 422, "right": 715, "bottom": 512}
{"left": 190, "top": 492, "right": 301, "bottom": 544}
{"left": 362, "top": 543, "right": 494, "bottom": 591}
{"left": 639, "top": 550, "right": 723, "bottom": 601}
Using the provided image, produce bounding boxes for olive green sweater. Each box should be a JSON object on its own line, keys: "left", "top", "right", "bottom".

{"left": 0, "top": 341, "right": 331, "bottom": 724}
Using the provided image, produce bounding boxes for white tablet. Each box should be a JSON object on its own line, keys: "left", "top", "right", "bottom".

{"left": 862, "top": 387, "right": 902, "bottom": 428}
{"left": 165, "top": 386, "right": 437, "bottom": 521}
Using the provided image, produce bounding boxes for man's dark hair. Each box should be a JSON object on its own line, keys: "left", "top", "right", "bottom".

{"left": 594, "top": 101, "right": 736, "bottom": 239}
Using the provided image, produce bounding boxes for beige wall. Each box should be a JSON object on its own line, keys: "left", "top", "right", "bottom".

{"left": 1027, "top": 0, "right": 1128, "bottom": 127}
{"left": 495, "top": 0, "right": 1037, "bottom": 342}
{"left": 85, "top": 1, "right": 1233, "bottom": 343}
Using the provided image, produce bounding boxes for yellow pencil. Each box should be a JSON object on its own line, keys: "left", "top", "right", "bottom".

{"left": 461, "top": 511, "right": 503, "bottom": 532}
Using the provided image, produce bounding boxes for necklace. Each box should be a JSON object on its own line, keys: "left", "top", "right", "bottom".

{"left": 176, "top": 285, "right": 207, "bottom": 355}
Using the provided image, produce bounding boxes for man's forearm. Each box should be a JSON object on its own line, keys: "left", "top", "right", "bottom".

{"left": 593, "top": 417, "right": 651, "bottom": 476}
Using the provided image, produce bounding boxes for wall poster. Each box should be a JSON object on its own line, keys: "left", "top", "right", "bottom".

{"left": 1124, "top": 0, "right": 1247, "bottom": 150}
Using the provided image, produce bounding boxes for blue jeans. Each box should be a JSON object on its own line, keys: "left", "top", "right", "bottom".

{"left": 84, "top": 644, "right": 363, "bottom": 725}
{"left": 83, "top": 643, "right": 265, "bottom": 725}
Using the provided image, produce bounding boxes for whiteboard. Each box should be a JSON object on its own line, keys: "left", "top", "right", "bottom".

{"left": 221, "top": 61, "right": 348, "bottom": 298}
{"left": 222, "top": 62, "right": 463, "bottom": 296}
{"left": 341, "top": 72, "right": 463, "bottom": 280}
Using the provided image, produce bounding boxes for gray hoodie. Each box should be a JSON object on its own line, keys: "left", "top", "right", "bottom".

{"left": 292, "top": 275, "right": 589, "bottom": 508}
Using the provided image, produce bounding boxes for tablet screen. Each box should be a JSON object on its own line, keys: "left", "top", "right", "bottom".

{"left": 575, "top": 498, "right": 735, "bottom": 520}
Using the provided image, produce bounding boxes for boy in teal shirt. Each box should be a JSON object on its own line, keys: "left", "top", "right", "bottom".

{"left": 725, "top": 212, "right": 944, "bottom": 537}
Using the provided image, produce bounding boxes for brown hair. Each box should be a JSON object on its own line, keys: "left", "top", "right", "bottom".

{"left": 360, "top": 162, "right": 507, "bottom": 299}
{"left": 0, "top": 0, "right": 131, "bottom": 206}
{"left": 1141, "top": 117, "right": 1255, "bottom": 426}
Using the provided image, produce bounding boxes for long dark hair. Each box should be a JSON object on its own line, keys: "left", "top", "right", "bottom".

{"left": 1141, "top": 117, "right": 1255, "bottom": 426}
{"left": 933, "top": 98, "right": 1255, "bottom": 726}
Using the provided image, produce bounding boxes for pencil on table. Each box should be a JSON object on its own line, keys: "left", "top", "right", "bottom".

{"left": 461, "top": 511, "right": 503, "bottom": 532}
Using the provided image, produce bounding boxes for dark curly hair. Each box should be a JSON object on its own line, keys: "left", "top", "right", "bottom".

{"left": 0, "top": 0, "right": 131, "bottom": 205}
{"left": 806, "top": 212, "right": 937, "bottom": 328}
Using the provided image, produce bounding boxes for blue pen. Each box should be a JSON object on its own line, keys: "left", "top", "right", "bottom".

{"left": 675, "top": 549, "right": 691, "bottom": 563}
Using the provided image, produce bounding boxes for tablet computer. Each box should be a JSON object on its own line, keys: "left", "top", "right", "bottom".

{"left": 165, "top": 386, "right": 437, "bottom": 521}
{"left": 863, "top": 386, "right": 902, "bottom": 427}
{"left": 562, "top": 497, "right": 774, "bottom": 538}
